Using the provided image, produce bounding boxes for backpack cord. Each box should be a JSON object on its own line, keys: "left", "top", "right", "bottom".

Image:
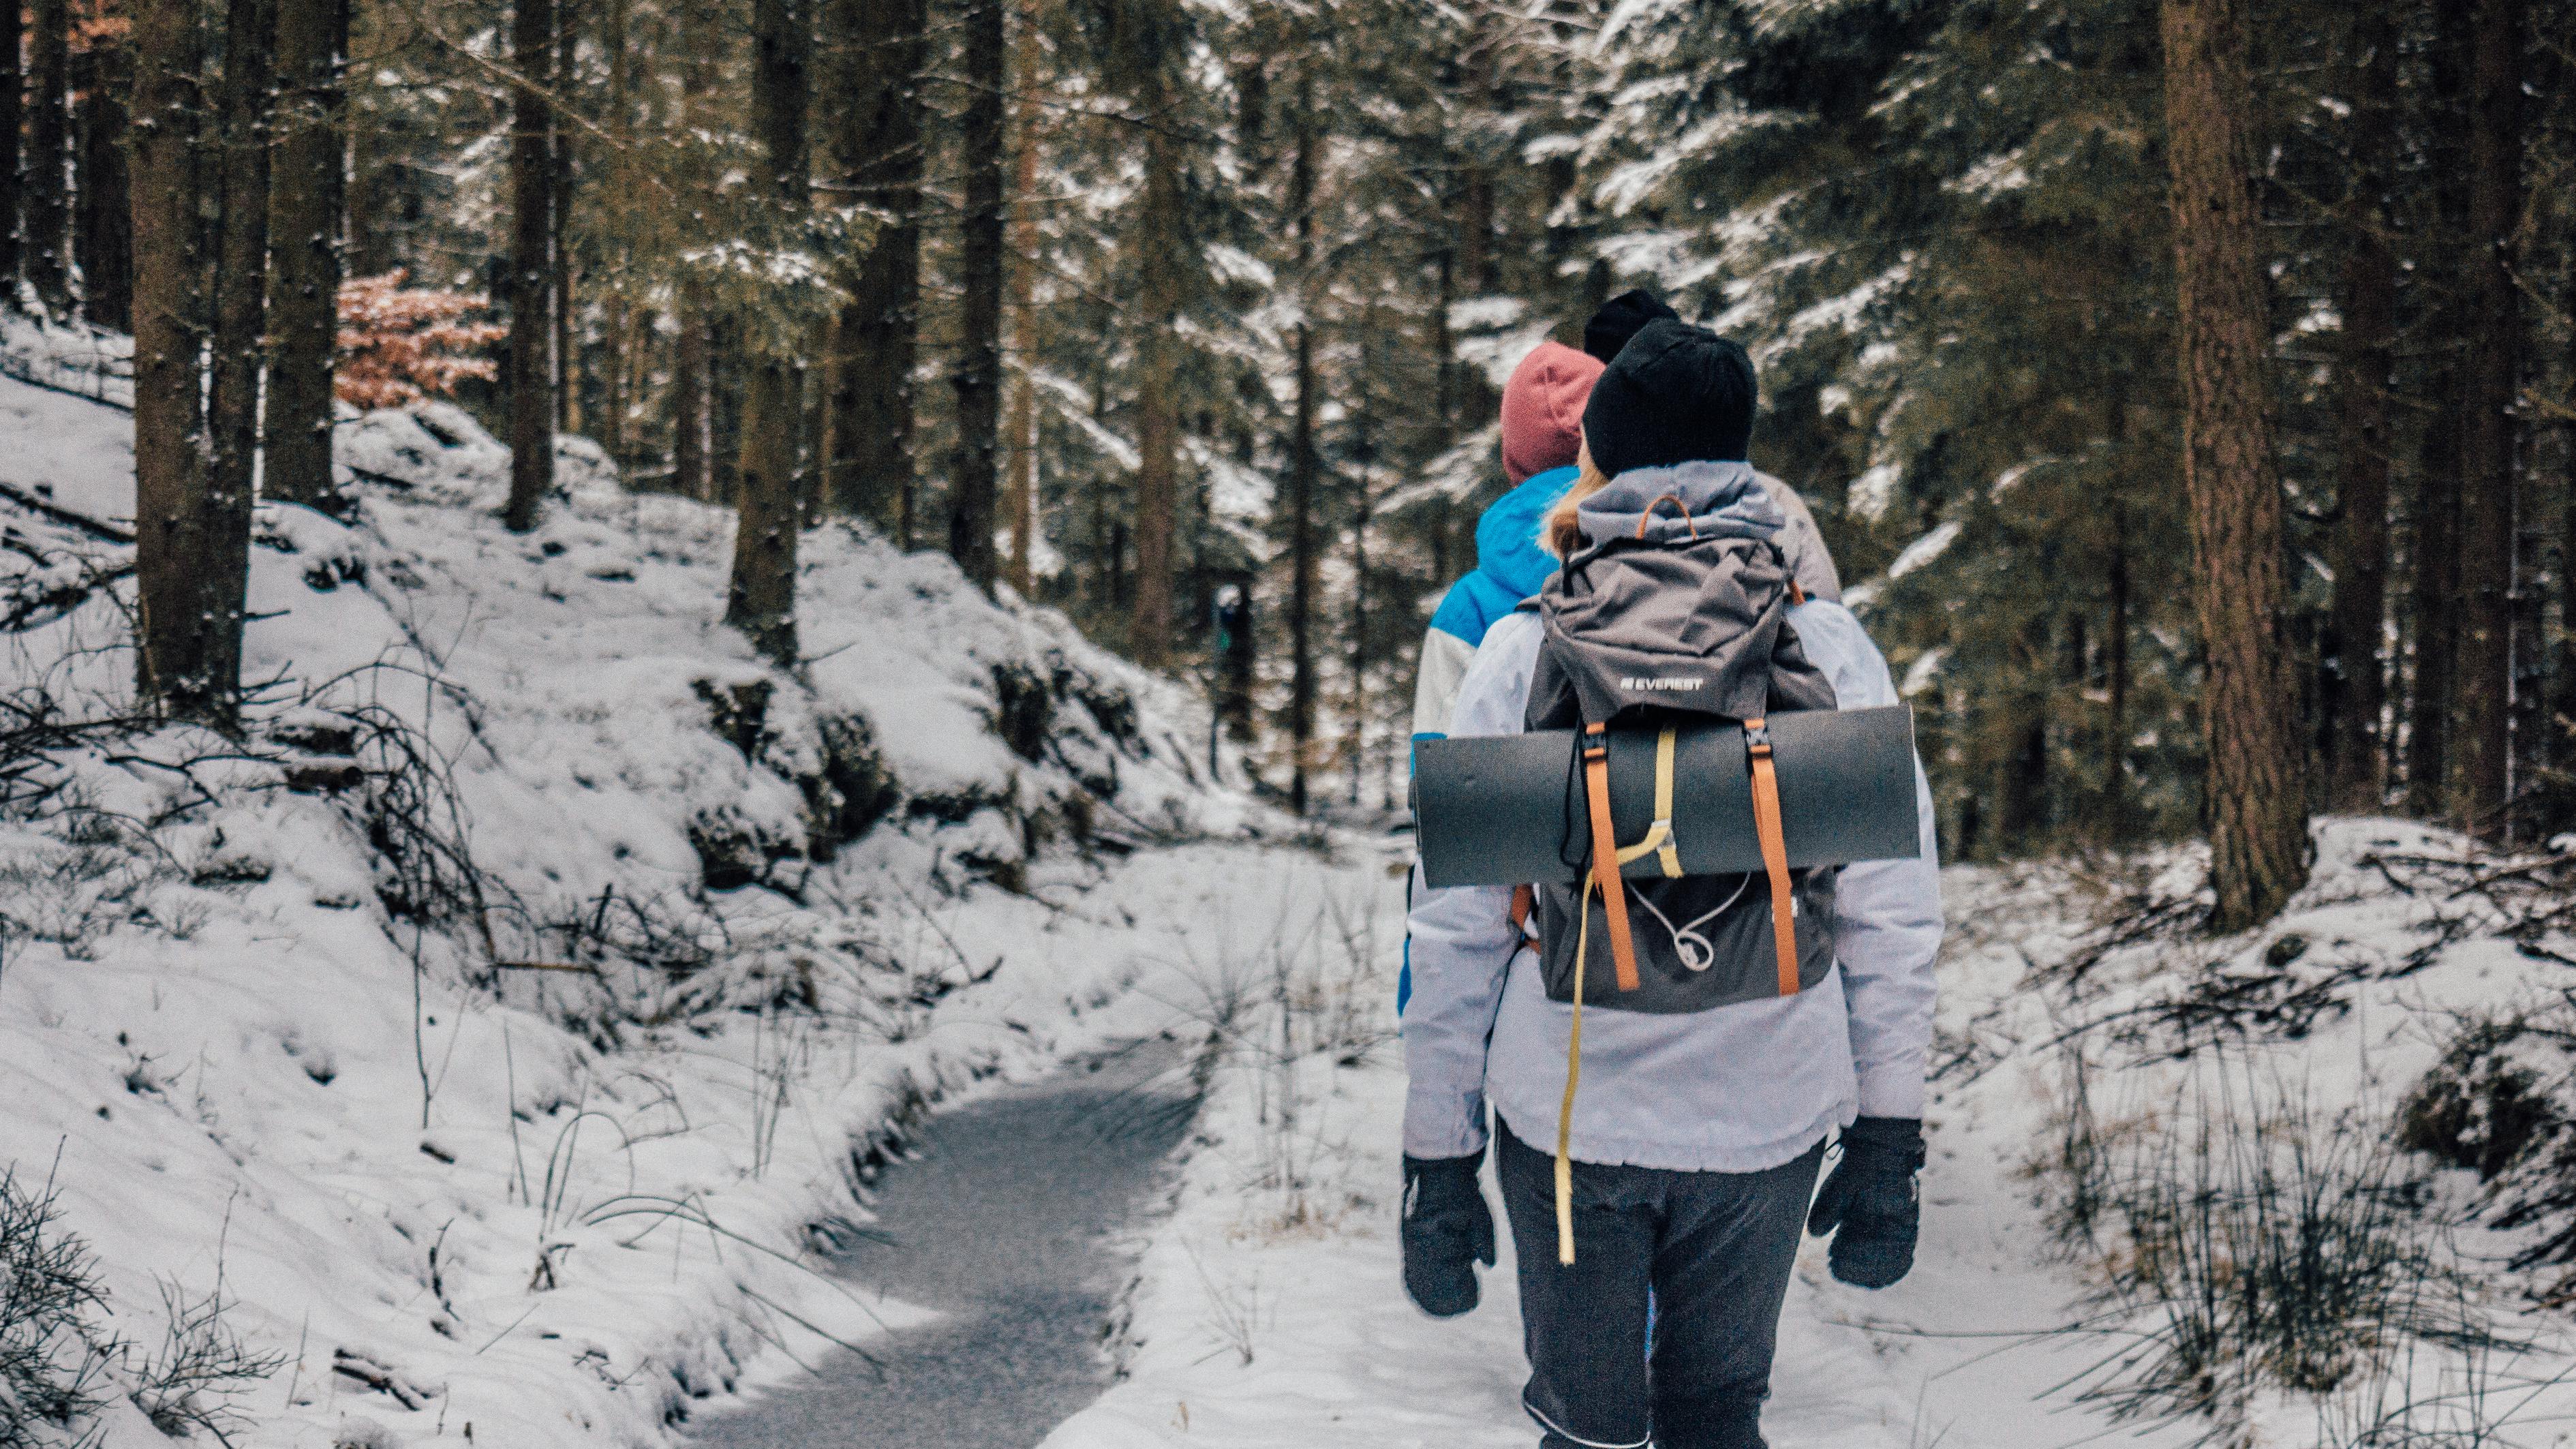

{"left": 1557, "top": 876, "right": 1592, "bottom": 1266}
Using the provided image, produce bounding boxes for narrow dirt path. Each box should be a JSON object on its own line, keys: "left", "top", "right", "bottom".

{"left": 689, "top": 1038, "right": 1200, "bottom": 1449}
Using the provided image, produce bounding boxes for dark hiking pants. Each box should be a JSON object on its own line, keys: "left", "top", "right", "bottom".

{"left": 1496, "top": 1121, "right": 1824, "bottom": 1449}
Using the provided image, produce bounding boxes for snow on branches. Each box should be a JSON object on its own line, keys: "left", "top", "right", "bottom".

{"left": 335, "top": 271, "right": 507, "bottom": 410}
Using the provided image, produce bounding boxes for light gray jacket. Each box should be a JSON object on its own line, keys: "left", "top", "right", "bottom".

{"left": 1401, "top": 471, "right": 1941, "bottom": 1173}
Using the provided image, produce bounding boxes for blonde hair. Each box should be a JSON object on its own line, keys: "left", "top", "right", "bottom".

{"left": 1543, "top": 441, "right": 1612, "bottom": 560}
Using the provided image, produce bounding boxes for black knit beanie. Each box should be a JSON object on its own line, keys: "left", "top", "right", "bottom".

{"left": 1580, "top": 318, "right": 1758, "bottom": 474}
{"left": 1582, "top": 289, "right": 1681, "bottom": 363}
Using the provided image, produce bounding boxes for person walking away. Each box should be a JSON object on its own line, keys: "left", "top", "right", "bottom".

{"left": 1398, "top": 319, "right": 1943, "bottom": 1449}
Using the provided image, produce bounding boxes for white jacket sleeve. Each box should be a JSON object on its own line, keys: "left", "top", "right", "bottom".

{"left": 1792, "top": 604, "right": 1944, "bottom": 1119}
{"left": 1401, "top": 613, "right": 1543, "bottom": 1160}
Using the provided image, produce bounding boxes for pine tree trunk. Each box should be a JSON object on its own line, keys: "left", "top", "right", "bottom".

{"left": 1002, "top": 1, "right": 1041, "bottom": 598}
{"left": 2106, "top": 500, "right": 2132, "bottom": 830}
{"left": 947, "top": 0, "right": 1005, "bottom": 593}
{"left": 72, "top": 46, "right": 132, "bottom": 331}
{"left": 724, "top": 0, "right": 809, "bottom": 664}
{"left": 828, "top": 0, "right": 924, "bottom": 530}
{"left": 2448, "top": 0, "right": 2526, "bottom": 836}
{"left": 674, "top": 281, "right": 709, "bottom": 498}
{"left": 132, "top": 0, "right": 228, "bottom": 721}
{"left": 1126, "top": 63, "right": 1181, "bottom": 668}
{"left": 502, "top": 0, "right": 556, "bottom": 533}
{"left": 2158, "top": 0, "right": 2311, "bottom": 929}
{"left": 0, "top": 0, "right": 20, "bottom": 291}
{"left": 264, "top": 0, "right": 343, "bottom": 506}
{"left": 2327, "top": 5, "right": 2397, "bottom": 816}
{"left": 25, "top": 0, "right": 68, "bottom": 312}
{"left": 551, "top": 0, "right": 578, "bottom": 438}
{"left": 204, "top": 0, "right": 270, "bottom": 709}
{"left": 1285, "top": 87, "right": 1316, "bottom": 813}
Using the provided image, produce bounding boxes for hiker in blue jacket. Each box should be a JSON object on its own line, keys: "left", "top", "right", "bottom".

{"left": 1399, "top": 320, "right": 1942, "bottom": 1449}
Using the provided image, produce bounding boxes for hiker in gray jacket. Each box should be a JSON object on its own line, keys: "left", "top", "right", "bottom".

{"left": 1400, "top": 320, "right": 1943, "bottom": 1449}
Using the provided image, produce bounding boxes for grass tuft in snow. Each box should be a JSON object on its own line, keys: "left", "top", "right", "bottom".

{"left": 2051, "top": 1050, "right": 2500, "bottom": 1438}
{"left": 0, "top": 1162, "right": 113, "bottom": 1448}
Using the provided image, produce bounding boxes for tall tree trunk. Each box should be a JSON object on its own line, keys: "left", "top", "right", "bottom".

{"left": 724, "top": 0, "right": 809, "bottom": 663}
{"left": 1126, "top": 61, "right": 1181, "bottom": 667}
{"left": 598, "top": 0, "right": 629, "bottom": 467}
{"left": 2327, "top": 4, "right": 2398, "bottom": 816}
{"left": 264, "top": 0, "right": 343, "bottom": 506}
{"left": 132, "top": 0, "right": 228, "bottom": 720}
{"left": 1002, "top": 0, "right": 1041, "bottom": 598}
{"left": 551, "top": 0, "right": 578, "bottom": 438}
{"left": 2408, "top": 0, "right": 2472, "bottom": 818}
{"left": 948, "top": 0, "right": 1005, "bottom": 592}
{"left": 0, "top": 0, "right": 20, "bottom": 292}
{"left": 502, "top": 0, "right": 555, "bottom": 532}
{"left": 2106, "top": 499, "right": 2132, "bottom": 831}
{"left": 2448, "top": 0, "right": 2526, "bottom": 835}
{"left": 2159, "top": 0, "right": 2311, "bottom": 929}
{"left": 1286, "top": 83, "right": 1316, "bottom": 813}
{"left": 72, "top": 46, "right": 132, "bottom": 331}
{"left": 673, "top": 280, "right": 710, "bottom": 498}
{"left": 25, "top": 0, "right": 67, "bottom": 311}
{"left": 205, "top": 0, "right": 270, "bottom": 707}
{"left": 828, "top": 0, "right": 924, "bottom": 532}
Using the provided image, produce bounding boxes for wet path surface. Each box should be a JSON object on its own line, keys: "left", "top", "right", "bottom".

{"left": 690, "top": 1039, "right": 1200, "bottom": 1449}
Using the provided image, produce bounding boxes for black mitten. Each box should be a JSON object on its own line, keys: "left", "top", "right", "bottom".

{"left": 1401, "top": 1150, "right": 1497, "bottom": 1317}
{"left": 1805, "top": 1117, "right": 1925, "bottom": 1290}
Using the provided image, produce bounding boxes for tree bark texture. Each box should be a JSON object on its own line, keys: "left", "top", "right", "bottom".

{"left": 0, "top": 0, "right": 20, "bottom": 288}
{"left": 25, "top": 0, "right": 68, "bottom": 311}
{"left": 2159, "top": 0, "right": 2311, "bottom": 929}
{"left": 264, "top": 0, "right": 344, "bottom": 506}
{"left": 2447, "top": 0, "right": 2526, "bottom": 835}
{"left": 1286, "top": 87, "right": 1317, "bottom": 813}
{"left": 2326, "top": 5, "right": 2397, "bottom": 815}
{"left": 948, "top": 0, "right": 1005, "bottom": 592}
{"left": 829, "top": 0, "right": 925, "bottom": 531}
{"left": 551, "top": 0, "right": 579, "bottom": 438}
{"left": 132, "top": 0, "right": 227, "bottom": 720}
{"left": 72, "top": 48, "right": 132, "bottom": 331}
{"left": 1002, "top": 0, "right": 1041, "bottom": 598}
{"left": 204, "top": 0, "right": 271, "bottom": 714}
{"left": 1126, "top": 63, "right": 1182, "bottom": 669}
{"left": 503, "top": 0, "right": 556, "bottom": 532}
{"left": 724, "top": 0, "right": 810, "bottom": 664}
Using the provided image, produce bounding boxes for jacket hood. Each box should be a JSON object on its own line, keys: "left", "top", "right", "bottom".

{"left": 1477, "top": 465, "right": 1577, "bottom": 599}
{"left": 1576, "top": 459, "right": 1782, "bottom": 548}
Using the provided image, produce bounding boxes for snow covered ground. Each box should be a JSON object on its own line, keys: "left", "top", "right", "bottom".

{"left": 1044, "top": 823, "right": 2576, "bottom": 1449}
{"left": 0, "top": 328, "right": 1302, "bottom": 1449}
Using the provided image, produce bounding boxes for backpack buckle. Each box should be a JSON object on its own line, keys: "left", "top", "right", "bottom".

{"left": 1744, "top": 718, "right": 1773, "bottom": 755}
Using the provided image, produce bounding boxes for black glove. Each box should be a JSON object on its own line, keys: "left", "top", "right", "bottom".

{"left": 1806, "top": 1117, "right": 1925, "bottom": 1290}
{"left": 1401, "top": 1150, "right": 1496, "bottom": 1317}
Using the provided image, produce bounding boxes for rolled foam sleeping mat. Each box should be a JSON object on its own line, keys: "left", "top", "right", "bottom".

{"left": 1412, "top": 704, "right": 1921, "bottom": 890}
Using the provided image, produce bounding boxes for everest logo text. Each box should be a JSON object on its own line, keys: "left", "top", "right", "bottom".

{"left": 1620, "top": 677, "right": 1704, "bottom": 692}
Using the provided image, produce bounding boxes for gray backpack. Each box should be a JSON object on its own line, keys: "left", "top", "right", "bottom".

{"left": 1518, "top": 506, "right": 1839, "bottom": 1016}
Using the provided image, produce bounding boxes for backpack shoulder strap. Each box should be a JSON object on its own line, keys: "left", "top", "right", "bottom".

{"left": 1743, "top": 718, "right": 1802, "bottom": 997}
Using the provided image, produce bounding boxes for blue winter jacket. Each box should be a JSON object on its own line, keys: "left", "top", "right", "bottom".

{"left": 1409, "top": 466, "right": 1578, "bottom": 746}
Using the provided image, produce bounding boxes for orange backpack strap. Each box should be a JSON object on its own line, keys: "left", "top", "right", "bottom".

{"left": 1787, "top": 576, "right": 1807, "bottom": 607}
{"left": 1580, "top": 723, "right": 1642, "bottom": 993}
{"left": 1744, "top": 718, "right": 1802, "bottom": 997}
{"left": 1509, "top": 884, "right": 1535, "bottom": 939}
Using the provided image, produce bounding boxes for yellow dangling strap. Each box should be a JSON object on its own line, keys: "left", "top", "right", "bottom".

{"left": 1607, "top": 727, "right": 1686, "bottom": 877}
{"left": 1557, "top": 877, "right": 1592, "bottom": 1266}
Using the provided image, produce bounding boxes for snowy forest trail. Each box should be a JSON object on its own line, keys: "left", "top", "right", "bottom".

{"left": 688, "top": 1037, "right": 1203, "bottom": 1449}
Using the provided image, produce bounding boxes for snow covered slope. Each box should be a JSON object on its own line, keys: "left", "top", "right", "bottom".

{"left": 0, "top": 354, "right": 1281, "bottom": 1449}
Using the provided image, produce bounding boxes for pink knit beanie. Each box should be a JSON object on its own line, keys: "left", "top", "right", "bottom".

{"left": 1499, "top": 341, "right": 1606, "bottom": 485}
